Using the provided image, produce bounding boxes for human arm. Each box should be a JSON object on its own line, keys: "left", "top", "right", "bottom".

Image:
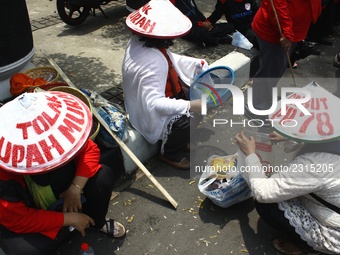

{"left": 63, "top": 212, "right": 94, "bottom": 237}
{"left": 280, "top": 36, "right": 292, "bottom": 51}
{"left": 235, "top": 132, "right": 323, "bottom": 203}
{"left": 60, "top": 140, "right": 101, "bottom": 212}
{"left": 0, "top": 199, "right": 94, "bottom": 238}
{"left": 173, "top": 0, "right": 209, "bottom": 28}
{"left": 189, "top": 99, "right": 202, "bottom": 113}
{"left": 268, "top": 0, "right": 294, "bottom": 48}
{"left": 253, "top": 0, "right": 294, "bottom": 46}
{"left": 59, "top": 176, "right": 88, "bottom": 212}
{"left": 198, "top": 21, "right": 213, "bottom": 31}
{"left": 268, "top": 131, "right": 304, "bottom": 153}
{"left": 235, "top": 131, "right": 256, "bottom": 156}
{"left": 268, "top": 131, "right": 287, "bottom": 142}
{"left": 206, "top": 0, "right": 224, "bottom": 24}
{"left": 136, "top": 52, "right": 194, "bottom": 117}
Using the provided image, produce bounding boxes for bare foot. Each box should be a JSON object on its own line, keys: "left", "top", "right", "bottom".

{"left": 272, "top": 239, "right": 303, "bottom": 255}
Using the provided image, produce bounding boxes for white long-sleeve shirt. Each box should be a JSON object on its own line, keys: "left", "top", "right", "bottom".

{"left": 122, "top": 35, "right": 207, "bottom": 145}
{"left": 241, "top": 151, "right": 340, "bottom": 227}
{"left": 241, "top": 151, "right": 340, "bottom": 253}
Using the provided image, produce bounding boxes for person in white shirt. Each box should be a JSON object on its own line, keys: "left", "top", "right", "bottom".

{"left": 235, "top": 130, "right": 340, "bottom": 255}
{"left": 122, "top": 0, "right": 207, "bottom": 170}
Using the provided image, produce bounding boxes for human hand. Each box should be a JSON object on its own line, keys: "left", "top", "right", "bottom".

{"left": 268, "top": 131, "right": 287, "bottom": 142}
{"left": 202, "top": 21, "right": 213, "bottom": 31}
{"left": 189, "top": 99, "right": 202, "bottom": 113}
{"left": 280, "top": 36, "right": 292, "bottom": 51}
{"left": 64, "top": 212, "right": 95, "bottom": 237}
{"left": 235, "top": 131, "right": 256, "bottom": 156}
{"left": 60, "top": 185, "right": 83, "bottom": 213}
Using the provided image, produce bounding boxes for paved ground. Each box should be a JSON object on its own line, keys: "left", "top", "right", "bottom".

{"left": 4, "top": 0, "right": 340, "bottom": 254}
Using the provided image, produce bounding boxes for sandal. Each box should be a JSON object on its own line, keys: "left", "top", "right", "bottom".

{"left": 100, "top": 218, "right": 126, "bottom": 239}
{"left": 272, "top": 239, "right": 320, "bottom": 255}
{"left": 273, "top": 239, "right": 304, "bottom": 255}
{"left": 158, "top": 154, "right": 190, "bottom": 170}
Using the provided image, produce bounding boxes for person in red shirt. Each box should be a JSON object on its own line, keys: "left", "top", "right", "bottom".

{"left": 0, "top": 92, "right": 126, "bottom": 255}
{"left": 245, "top": 0, "right": 322, "bottom": 120}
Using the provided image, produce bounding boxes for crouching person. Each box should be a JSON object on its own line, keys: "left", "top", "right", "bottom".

{"left": 0, "top": 92, "right": 126, "bottom": 255}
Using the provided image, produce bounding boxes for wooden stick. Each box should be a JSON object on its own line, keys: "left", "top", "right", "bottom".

{"left": 269, "top": 0, "right": 297, "bottom": 87}
{"left": 92, "top": 110, "right": 179, "bottom": 209}
{"left": 42, "top": 50, "right": 179, "bottom": 209}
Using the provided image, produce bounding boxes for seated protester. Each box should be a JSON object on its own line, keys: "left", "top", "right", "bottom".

{"left": 235, "top": 85, "right": 340, "bottom": 255}
{"left": 0, "top": 92, "right": 126, "bottom": 255}
{"left": 236, "top": 131, "right": 340, "bottom": 254}
{"left": 123, "top": 0, "right": 206, "bottom": 169}
{"left": 171, "top": 0, "right": 234, "bottom": 47}
{"left": 206, "top": 0, "right": 259, "bottom": 49}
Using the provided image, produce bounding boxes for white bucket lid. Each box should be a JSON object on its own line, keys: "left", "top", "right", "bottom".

{"left": 126, "top": 0, "right": 192, "bottom": 39}
{"left": 0, "top": 91, "right": 93, "bottom": 174}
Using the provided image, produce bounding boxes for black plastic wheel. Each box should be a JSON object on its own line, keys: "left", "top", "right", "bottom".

{"left": 56, "top": 0, "right": 90, "bottom": 26}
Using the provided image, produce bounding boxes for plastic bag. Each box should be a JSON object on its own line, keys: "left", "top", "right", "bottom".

{"left": 244, "top": 130, "right": 274, "bottom": 167}
{"left": 198, "top": 154, "right": 252, "bottom": 208}
{"left": 231, "top": 31, "right": 253, "bottom": 50}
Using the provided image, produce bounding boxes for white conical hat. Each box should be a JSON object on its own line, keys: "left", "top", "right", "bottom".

{"left": 269, "top": 81, "right": 340, "bottom": 143}
{"left": 0, "top": 92, "right": 93, "bottom": 174}
{"left": 126, "top": 0, "right": 192, "bottom": 39}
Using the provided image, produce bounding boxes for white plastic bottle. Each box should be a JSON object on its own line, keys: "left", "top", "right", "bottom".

{"left": 79, "top": 242, "right": 95, "bottom": 255}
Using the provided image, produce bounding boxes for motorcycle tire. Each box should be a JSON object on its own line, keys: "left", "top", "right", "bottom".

{"left": 56, "top": 0, "right": 90, "bottom": 26}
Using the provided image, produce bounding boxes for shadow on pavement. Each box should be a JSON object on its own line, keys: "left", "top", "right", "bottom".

{"left": 32, "top": 53, "right": 117, "bottom": 92}
{"left": 199, "top": 197, "right": 280, "bottom": 254}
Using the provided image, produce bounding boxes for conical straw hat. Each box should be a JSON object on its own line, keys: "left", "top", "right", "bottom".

{"left": 126, "top": 0, "right": 192, "bottom": 39}
{"left": 0, "top": 91, "right": 93, "bottom": 174}
{"left": 269, "top": 81, "right": 340, "bottom": 143}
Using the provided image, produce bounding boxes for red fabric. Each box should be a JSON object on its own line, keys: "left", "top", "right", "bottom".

{"left": 159, "top": 48, "right": 182, "bottom": 98}
{"left": 10, "top": 73, "right": 47, "bottom": 96}
{"left": 252, "top": 0, "right": 321, "bottom": 44}
{"left": 74, "top": 139, "right": 102, "bottom": 178}
{"left": 0, "top": 139, "right": 101, "bottom": 239}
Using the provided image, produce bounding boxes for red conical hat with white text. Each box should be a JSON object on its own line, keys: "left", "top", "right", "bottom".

{"left": 0, "top": 92, "right": 92, "bottom": 174}
{"left": 126, "top": 0, "right": 192, "bottom": 39}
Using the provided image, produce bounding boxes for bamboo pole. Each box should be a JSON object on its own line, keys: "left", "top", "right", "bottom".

{"left": 42, "top": 50, "right": 179, "bottom": 209}
{"left": 92, "top": 110, "right": 179, "bottom": 209}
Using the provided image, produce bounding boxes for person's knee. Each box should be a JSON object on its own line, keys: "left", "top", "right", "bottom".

{"left": 254, "top": 199, "right": 273, "bottom": 218}
{"left": 99, "top": 164, "right": 115, "bottom": 188}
